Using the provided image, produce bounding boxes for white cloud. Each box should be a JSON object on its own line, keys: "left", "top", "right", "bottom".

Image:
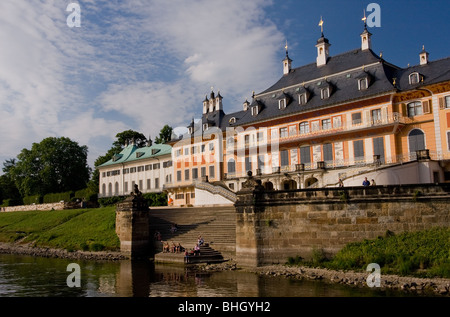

{"left": 0, "top": 0, "right": 284, "bottom": 172}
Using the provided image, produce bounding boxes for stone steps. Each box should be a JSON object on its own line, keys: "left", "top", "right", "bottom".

{"left": 149, "top": 206, "right": 236, "bottom": 259}
{"left": 154, "top": 244, "right": 226, "bottom": 264}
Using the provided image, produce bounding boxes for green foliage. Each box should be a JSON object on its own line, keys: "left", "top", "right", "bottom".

{"left": 142, "top": 192, "right": 168, "bottom": 207}
{"left": 98, "top": 196, "right": 126, "bottom": 207}
{"left": 9, "top": 137, "right": 90, "bottom": 197}
{"left": 327, "top": 227, "right": 450, "bottom": 277}
{"left": 23, "top": 195, "right": 43, "bottom": 205}
{"left": 73, "top": 188, "right": 98, "bottom": 202}
{"left": 43, "top": 191, "right": 74, "bottom": 204}
{"left": 285, "top": 228, "right": 450, "bottom": 278}
{"left": 1, "top": 198, "right": 22, "bottom": 207}
{"left": 0, "top": 159, "right": 22, "bottom": 206}
{"left": 154, "top": 125, "right": 173, "bottom": 144}
{"left": 0, "top": 207, "right": 119, "bottom": 251}
{"left": 287, "top": 255, "right": 303, "bottom": 265}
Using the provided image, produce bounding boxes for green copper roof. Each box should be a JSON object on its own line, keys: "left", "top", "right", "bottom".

{"left": 99, "top": 143, "right": 172, "bottom": 167}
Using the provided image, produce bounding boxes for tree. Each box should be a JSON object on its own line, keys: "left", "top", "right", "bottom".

{"left": 155, "top": 125, "right": 173, "bottom": 144}
{"left": 11, "top": 137, "right": 90, "bottom": 197}
{"left": 0, "top": 159, "right": 22, "bottom": 205}
{"left": 113, "top": 130, "right": 148, "bottom": 149}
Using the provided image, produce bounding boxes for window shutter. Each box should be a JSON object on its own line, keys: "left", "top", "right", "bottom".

{"left": 423, "top": 100, "right": 431, "bottom": 114}
{"left": 401, "top": 103, "right": 407, "bottom": 116}
{"left": 439, "top": 97, "right": 445, "bottom": 109}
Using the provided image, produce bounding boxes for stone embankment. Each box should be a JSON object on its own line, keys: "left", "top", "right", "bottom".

{"left": 194, "top": 261, "right": 450, "bottom": 297}
{"left": 0, "top": 242, "right": 128, "bottom": 261}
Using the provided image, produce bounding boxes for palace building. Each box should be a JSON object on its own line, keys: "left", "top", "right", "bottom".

{"left": 164, "top": 20, "right": 450, "bottom": 207}
{"left": 98, "top": 140, "right": 173, "bottom": 198}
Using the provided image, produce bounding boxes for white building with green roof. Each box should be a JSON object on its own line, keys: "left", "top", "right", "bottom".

{"left": 98, "top": 142, "right": 173, "bottom": 198}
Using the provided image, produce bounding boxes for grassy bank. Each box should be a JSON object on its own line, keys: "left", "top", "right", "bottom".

{"left": 0, "top": 207, "right": 119, "bottom": 252}
{"left": 288, "top": 227, "right": 450, "bottom": 278}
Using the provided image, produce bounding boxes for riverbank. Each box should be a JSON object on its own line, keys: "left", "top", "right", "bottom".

{"left": 0, "top": 242, "right": 128, "bottom": 261}
{"left": 1, "top": 242, "right": 449, "bottom": 296}
{"left": 195, "top": 261, "right": 450, "bottom": 297}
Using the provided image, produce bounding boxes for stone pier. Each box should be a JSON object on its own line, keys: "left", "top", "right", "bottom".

{"left": 115, "top": 189, "right": 151, "bottom": 259}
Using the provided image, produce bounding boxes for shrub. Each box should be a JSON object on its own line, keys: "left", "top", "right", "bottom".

{"left": 98, "top": 196, "right": 126, "bottom": 206}
{"left": 43, "top": 191, "right": 74, "bottom": 204}
{"left": 143, "top": 192, "right": 168, "bottom": 207}
{"left": 90, "top": 243, "right": 105, "bottom": 251}
{"left": 23, "top": 195, "right": 43, "bottom": 205}
{"left": 1, "top": 198, "right": 22, "bottom": 207}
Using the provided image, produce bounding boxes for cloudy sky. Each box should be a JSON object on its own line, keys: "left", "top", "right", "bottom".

{"left": 0, "top": 0, "right": 449, "bottom": 171}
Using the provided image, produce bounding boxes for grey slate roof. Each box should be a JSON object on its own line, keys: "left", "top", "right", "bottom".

{"left": 173, "top": 45, "right": 449, "bottom": 143}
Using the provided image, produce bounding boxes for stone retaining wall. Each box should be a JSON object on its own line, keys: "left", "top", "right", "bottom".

{"left": 235, "top": 182, "right": 450, "bottom": 267}
{"left": 0, "top": 201, "right": 82, "bottom": 212}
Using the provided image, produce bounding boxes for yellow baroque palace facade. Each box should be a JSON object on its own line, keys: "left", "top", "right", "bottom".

{"left": 99, "top": 23, "right": 450, "bottom": 207}
{"left": 165, "top": 24, "right": 450, "bottom": 207}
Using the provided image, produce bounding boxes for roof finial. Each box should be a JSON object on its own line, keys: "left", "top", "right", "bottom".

{"left": 362, "top": 9, "right": 367, "bottom": 28}
{"left": 319, "top": 16, "right": 324, "bottom": 36}
{"left": 285, "top": 40, "right": 289, "bottom": 56}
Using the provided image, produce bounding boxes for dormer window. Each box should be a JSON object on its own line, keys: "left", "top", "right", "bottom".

{"left": 278, "top": 98, "right": 286, "bottom": 110}
{"left": 136, "top": 152, "right": 144, "bottom": 158}
{"left": 358, "top": 77, "right": 368, "bottom": 90}
{"left": 188, "top": 126, "right": 194, "bottom": 134}
{"left": 321, "top": 87, "right": 330, "bottom": 100}
{"left": 203, "top": 123, "right": 209, "bottom": 131}
{"left": 251, "top": 106, "right": 259, "bottom": 116}
{"left": 409, "top": 72, "right": 420, "bottom": 85}
{"left": 229, "top": 117, "right": 236, "bottom": 124}
{"left": 298, "top": 93, "right": 307, "bottom": 105}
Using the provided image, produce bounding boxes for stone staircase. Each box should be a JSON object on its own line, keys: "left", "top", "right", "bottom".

{"left": 148, "top": 206, "right": 236, "bottom": 264}
{"left": 154, "top": 244, "right": 225, "bottom": 264}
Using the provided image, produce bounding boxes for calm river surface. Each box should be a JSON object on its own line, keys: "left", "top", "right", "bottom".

{"left": 0, "top": 253, "right": 416, "bottom": 297}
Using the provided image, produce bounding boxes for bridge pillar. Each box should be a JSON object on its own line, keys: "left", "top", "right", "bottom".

{"left": 116, "top": 188, "right": 151, "bottom": 259}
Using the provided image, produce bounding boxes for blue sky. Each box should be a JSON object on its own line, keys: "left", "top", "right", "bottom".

{"left": 0, "top": 0, "right": 449, "bottom": 171}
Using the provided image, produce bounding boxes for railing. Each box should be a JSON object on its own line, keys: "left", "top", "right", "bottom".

{"left": 193, "top": 180, "right": 237, "bottom": 202}
{"left": 223, "top": 149, "right": 442, "bottom": 179}
{"left": 275, "top": 112, "right": 410, "bottom": 144}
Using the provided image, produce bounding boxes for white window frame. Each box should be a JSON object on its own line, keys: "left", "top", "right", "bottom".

{"left": 409, "top": 72, "right": 420, "bottom": 85}
{"left": 321, "top": 87, "right": 330, "bottom": 100}
{"left": 358, "top": 77, "right": 368, "bottom": 90}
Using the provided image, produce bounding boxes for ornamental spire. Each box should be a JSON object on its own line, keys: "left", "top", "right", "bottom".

{"left": 318, "top": 16, "right": 324, "bottom": 36}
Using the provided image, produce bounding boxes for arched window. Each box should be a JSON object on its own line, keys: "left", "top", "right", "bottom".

{"left": 227, "top": 159, "right": 236, "bottom": 174}
{"left": 299, "top": 122, "right": 309, "bottom": 134}
{"left": 108, "top": 183, "right": 112, "bottom": 196}
{"left": 115, "top": 182, "right": 119, "bottom": 195}
{"left": 409, "top": 72, "right": 419, "bottom": 85}
{"left": 102, "top": 184, "right": 106, "bottom": 196}
{"left": 408, "top": 129, "right": 425, "bottom": 153}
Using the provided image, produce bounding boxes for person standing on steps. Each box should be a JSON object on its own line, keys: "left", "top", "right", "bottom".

{"left": 362, "top": 177, "right": 370, "bottom": 187}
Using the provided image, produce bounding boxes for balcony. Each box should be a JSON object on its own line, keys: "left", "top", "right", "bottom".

{"left": 276, "top": 112, "right": 410, "bottom": 145}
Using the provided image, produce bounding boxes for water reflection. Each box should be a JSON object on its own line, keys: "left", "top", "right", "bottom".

{"left": 0, "top": 254, "right": 412, "bottom": 297}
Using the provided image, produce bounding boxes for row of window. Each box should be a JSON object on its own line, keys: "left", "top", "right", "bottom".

{"left": 175, "top": 193, "right": 195, "bottom": 200}
{"left": 175, "top": 143, "right": 215, "bottom": 157}
{"left": 102, "top": 176, "right": 169, "bottom": 195}
{"left": 176, "top": 166, "right": 215, "bottom": 182}
{"left": 226, "top": 137, "right": 387, "bottom": 173}
{"left": 102, "top": 161, "right": 173, "bottom": 178}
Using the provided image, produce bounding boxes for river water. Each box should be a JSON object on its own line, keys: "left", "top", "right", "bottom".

{"left": 0, "top": 253, "right": 416, "bottom": 297}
